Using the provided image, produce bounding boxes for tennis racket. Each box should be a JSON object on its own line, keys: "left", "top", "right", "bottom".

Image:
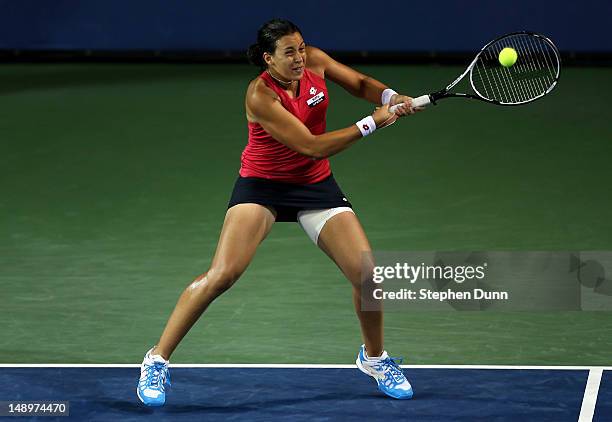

{"left": 390, "top": 31, "right": 561, "bottom": 111}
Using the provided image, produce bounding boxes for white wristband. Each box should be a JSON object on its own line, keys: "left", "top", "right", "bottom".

{"left": 381, "top": 88, "right": 398, "bottom": 105}
{"left": 356, "top": 116, "right": 376, "bottom": 137}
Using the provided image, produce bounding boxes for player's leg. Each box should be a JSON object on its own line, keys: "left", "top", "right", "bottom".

{"left": 314, "top": 210, "right": 413, "bottom": 399}
{"left": 314, "top": 210, "right": 381, "bottom": 356}
{"left": 137, "top": 203, "right": 275, "bottom": 406}
{"left": 153, "top": 203, "right": 276, "bottom": 359}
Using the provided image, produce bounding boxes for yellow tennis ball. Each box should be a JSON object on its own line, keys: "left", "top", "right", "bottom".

{"left": 499, "top": 47, "right": 518, "bottom": 67}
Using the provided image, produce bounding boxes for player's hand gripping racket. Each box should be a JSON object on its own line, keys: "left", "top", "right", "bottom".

{"left": 390, "top": 31, "right": 561, "bottom": 112}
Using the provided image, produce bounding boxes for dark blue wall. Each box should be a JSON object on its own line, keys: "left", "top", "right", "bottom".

{"left": 1, "top": 0, "right": 610, "bottom": 52}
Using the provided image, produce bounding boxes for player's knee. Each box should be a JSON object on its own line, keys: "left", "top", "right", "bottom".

{"left": 207, "top": 265, "right": 244, "bottom": 294}
{"left": 346, "top": 259, "right": 375, "bottom": 291}
{"left": 188, "top": 265, "right": 244, "bottom": 296}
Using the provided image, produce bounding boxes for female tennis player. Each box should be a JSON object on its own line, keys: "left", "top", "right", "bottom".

{"left": 137, "top": 18, "right": 419, "bottom": 406}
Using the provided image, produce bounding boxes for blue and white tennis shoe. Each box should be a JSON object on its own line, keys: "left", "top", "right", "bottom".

{"left": 137, "top": 348, "right": 171, "bottom": 407}
{"left": 356, "top": 344, "right": 413, "bottom": 399}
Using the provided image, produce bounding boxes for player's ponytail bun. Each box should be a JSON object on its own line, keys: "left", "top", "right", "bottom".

{"left": 247, "top": 43, "right": 265, "bottom": 68}
{"left": 247, "top": 18, "right": 302, "bottom": 71}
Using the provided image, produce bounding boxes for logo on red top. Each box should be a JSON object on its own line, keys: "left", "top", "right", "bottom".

{"left": 306, "top": 91, "right": 325, "bottom": 107}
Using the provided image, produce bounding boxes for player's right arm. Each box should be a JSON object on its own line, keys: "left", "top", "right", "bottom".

{"left": 246, "top": 79, "right": 394, "bottom": 159}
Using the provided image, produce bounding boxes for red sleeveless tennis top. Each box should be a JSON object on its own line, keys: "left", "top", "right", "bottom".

{"left": 240, "top": 69, "right": 331, "bottom": 184}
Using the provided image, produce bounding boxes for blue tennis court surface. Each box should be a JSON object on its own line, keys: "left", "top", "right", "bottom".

{"left": 0, "top": 366, "right": 609, "bottom": 421}
{"left": 595, "top": 370, "right": 612, "bottom": 421}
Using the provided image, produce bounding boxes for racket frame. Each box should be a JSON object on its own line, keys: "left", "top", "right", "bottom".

{"left": 421, "top": 31, "right": 561, "bottom": 107}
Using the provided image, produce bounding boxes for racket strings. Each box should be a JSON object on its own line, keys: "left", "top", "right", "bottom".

{"left": 471, "top": 33, "right": 560, "bottom": 104}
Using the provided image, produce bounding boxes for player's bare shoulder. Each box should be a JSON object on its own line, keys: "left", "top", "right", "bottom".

{"left": 245, "top": 76, "right": 280, "bottom": 122}
{"left": 305, "top": 46, "right": 331, "bottom": 77}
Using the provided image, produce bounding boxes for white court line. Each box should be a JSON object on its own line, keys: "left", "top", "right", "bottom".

{"left": 579, "top": 367, "right": 604, "bottom": 422}
{"left": 0, "top": 364, "right": 610, "bottom": 370}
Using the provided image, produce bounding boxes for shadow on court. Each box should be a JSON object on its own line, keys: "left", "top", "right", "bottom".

{"left": 103, "top": 392, "right": 359, "bottom": 412}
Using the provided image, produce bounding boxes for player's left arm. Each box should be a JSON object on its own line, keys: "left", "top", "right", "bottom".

{"left": 306, "top": 46, "right": 416, "bottom": 116}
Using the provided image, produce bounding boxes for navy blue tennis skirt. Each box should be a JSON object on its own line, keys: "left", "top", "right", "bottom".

{"left": 228, "top": 174, "right": 352, "bottom": 222}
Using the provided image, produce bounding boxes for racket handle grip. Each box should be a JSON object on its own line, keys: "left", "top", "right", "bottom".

{"left": 388, "top": 95, "right": 431, "bottom": 113}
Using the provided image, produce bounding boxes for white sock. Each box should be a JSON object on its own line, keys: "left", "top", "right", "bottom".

{"left": 364, "top": 346, "right": 386, "bottom": 361}
{"left": 146, "top": 348, "right": 168, "bottom": 363}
